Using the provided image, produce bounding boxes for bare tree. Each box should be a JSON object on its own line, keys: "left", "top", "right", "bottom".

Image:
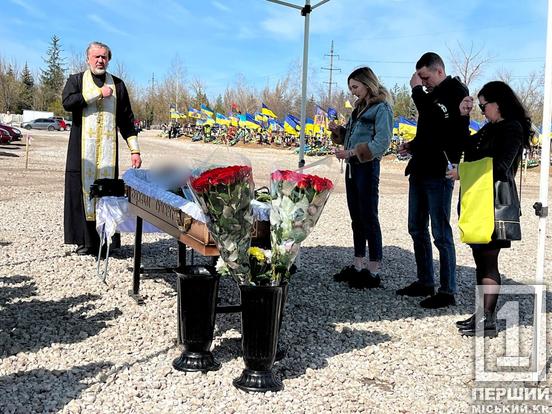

{"left": 67, "top": 48, "right": 87, "bottom": 75}
{"left": 447, "top": 41, "right": 494, "bottom": 88}
{"left": 514, "top": 70, "right": 544, "bottom": 126}
{"left": 222, "top": 74, "right": 258, "bottom": 114}
{"left": 259, "top": 72, "right": 300, "bottom": 118}
{"left": 189, "top": 77, "right": 209, "bottom": 109}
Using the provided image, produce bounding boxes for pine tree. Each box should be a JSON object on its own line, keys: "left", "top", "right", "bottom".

{"left": 391, "top": 84, "right": 417, "bottom": 119}
{"left": 0, "top": 63, "right": 20, "bottom": 113}
{"left": 40, "top": 34, "right": 66, "bottom": 111}
{"left": 18, "top": 62, "right": 35, "bottom": 111}
{"left": 213, "top": 94, "right": 224, "bottom": 114}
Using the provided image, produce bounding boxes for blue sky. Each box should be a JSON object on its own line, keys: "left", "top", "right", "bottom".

{"left": 0, "top": 0, "right": 548, "bottom": 100}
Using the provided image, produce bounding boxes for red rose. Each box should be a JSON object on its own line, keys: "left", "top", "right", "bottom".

{"left": 296, "top": 176, "right": 311, "bottom": 190}
{"left": 191, "top": 174, "right": 209, "bottom": 192}
{"left": 312, "top": 176, "right": 333, "bottom": 192}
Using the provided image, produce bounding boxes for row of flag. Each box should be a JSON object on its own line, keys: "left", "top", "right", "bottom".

{"left": 174, "top": 102, "right": 349, "bottom": 136}
{"left": 174, "top": 102, "right": 485, "bottom": 140}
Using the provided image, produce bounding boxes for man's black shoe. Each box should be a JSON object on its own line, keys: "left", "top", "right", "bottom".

{"left": 75, "top": 245, "right": 98, "bottom": 256}
{"left": 456, "top": 314, "right": 475, "bottom": 328}
{"left": 333, "top": 265, "right": 358, "bottom": 282}
{"left": 420, "top": 292, "right": 456, "bottom": 309}
{"left": 348, "top": 270, "right": 381, "bottom": 289}
{"left": 458, "top": 311, "right": 497, "bottom": 337}
{"left": 396, "top": 281, "right": 435, "bottom": 297}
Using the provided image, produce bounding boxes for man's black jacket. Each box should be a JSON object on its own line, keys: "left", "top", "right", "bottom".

{"left": 406, "top": 75, "right": 469, "bottom": 178}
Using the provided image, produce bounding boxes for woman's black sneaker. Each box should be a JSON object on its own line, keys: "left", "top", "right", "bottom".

{"left": 348, "top": 270, "right": 381, "bottom": 289}
{"left": 333, "top": 265, "right": 358, "bottom": 282}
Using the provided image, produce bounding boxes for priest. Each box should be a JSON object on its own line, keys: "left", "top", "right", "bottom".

{"left": 62, "top": 41, "right": 142, "bottom": 255}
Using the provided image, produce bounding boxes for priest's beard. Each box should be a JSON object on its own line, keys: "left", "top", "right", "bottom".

{"left": 90, "top": 67, "right": 107, "bottom": 75}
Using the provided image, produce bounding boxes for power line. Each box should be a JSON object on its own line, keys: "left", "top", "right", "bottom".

{"left": 339, "top": 57, "right": 545, "bottom": 65}
{"left": 321, "top": 40, "right": 340, "bottom": 101}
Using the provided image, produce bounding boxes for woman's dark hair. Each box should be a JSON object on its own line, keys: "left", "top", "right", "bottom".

{"left": 478, "top": 81, "right": 533, "bottom": 149}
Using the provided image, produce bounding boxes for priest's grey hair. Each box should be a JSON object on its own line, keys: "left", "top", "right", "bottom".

{"left": 86, "top": 41, "right": 112, "bottom": 60}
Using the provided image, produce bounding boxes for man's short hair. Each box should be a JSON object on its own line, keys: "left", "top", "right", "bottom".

{"left": 416, "top": 52, "right": 445, "bottom": 71}
{"left": 86, "top": 41, "right": 112, "bottom": 60}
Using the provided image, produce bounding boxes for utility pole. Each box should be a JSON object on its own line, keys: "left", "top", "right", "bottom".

{"left": 321, "top": 40, "right": 340, "bottom": 102}
{"left": 149, "top": 73, "right": 155, "bottom": 127}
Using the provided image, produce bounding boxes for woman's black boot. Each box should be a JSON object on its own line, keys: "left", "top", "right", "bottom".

{"left": 458, "top": 311, "right": 497, "bottom": 337}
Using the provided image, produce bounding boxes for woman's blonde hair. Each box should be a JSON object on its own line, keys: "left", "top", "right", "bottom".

{"left": 347, "top": 67, "right": 392, "bottom": 106}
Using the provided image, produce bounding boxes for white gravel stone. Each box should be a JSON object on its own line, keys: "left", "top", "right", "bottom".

{"left": 0, "top": 130, "right": 551, "bottom": 413}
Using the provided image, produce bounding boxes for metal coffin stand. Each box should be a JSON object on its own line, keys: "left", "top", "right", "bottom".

{"left": 125, "top": 186, "right": 267, "bottom": 316}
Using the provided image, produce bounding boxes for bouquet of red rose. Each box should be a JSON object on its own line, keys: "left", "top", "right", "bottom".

{"left": 190, "top": 165, "right": 255, "bottom": 285}
{"left": 269, "top": 169, "right": 334, "bottom": 284}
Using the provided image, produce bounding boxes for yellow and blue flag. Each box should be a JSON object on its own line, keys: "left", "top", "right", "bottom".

{"left": 284, "top": 114, "right": 300, "bottom": 136}
{"left": 200, "top": 104, "right": 214, "bottom": 118}
{"left": 261, "top": 103, "right": 278, "bottom": 119}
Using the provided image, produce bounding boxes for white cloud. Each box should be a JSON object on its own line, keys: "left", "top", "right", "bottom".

{"left": 261, "top": 8, "right": 302, "bottom": 41}
{"left": 237, "top": 26, "right": 256, "bottom": 40}
{"left": 9, "top": 0, "right": 42, "bottom": 18}
{"left": 202, "top": 16, "right": 227, "bottom": 31}
{"left": 212, "top": 1, "right": 230, "bottom": 12}
{"left": 87, "top": 14, "right": 130, "bottom": 37}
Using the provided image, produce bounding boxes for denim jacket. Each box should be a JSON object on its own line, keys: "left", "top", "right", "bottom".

{"left": 334, "top": 101, "right": 393, "bottom": 162}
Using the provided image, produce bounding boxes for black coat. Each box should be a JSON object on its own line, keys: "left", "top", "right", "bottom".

{"left": 463, "top": 119, "right": 524, "bottom": 249}
{"left": 463, "top": 119, "right": 523, "bottom": 182}
{"left": 62, "top": 71, "right": 136, "bottom": 247}
{"left": 406, "top": 76, "right": 470, "bottom": 178}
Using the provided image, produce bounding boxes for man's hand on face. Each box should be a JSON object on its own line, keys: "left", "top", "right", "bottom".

{"left": 410, "top": 72, "right": 422, "bottom": 89}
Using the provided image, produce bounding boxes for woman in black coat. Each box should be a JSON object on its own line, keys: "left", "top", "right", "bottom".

{"left": 448, "top": 81, "right": 533, "bottom": 336}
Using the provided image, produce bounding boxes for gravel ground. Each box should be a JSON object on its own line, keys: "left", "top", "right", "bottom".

{"left": 1, "top": 130, "right": 551, "bottom": 413}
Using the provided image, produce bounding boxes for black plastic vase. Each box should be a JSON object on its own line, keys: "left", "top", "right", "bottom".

{"left": 233, "top": 285, "right": 284, "bottom": 392}
{"left": 275, "top": 282, "right": 289, "bottom": 362}
{"left": 172, "top": 265, "right": 221, "bottom": 373}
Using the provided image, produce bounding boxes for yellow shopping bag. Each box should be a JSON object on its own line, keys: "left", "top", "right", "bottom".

{"left": 458, "top": 157, "right": 494, "bottom": 244}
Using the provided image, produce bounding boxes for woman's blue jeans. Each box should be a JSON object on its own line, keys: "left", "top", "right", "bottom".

{"left": 407, "top": 175, "right": 456, "bottom": 295}
{"left": 345, "top": 160, "right": 382, "bottom": 262}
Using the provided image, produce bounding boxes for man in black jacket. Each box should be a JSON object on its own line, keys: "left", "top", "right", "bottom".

{"left": 397, "top": 52, "right": 469, "bottom": 308}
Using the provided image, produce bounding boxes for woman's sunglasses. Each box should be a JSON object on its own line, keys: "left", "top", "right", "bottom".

{"left": 478, "top": 102, "right": 490, "bottom": 111}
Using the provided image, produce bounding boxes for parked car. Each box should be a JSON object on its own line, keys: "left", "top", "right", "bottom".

{"left": 21, "top": 118, "right": 62, "bottom": 131}
{"left": 49, "top": 116, "right": 71, "bottom": 130}
{"left": 0, "top": 127, "right": 12, "bottom": 144}
{"left": 0, "top": 123, "right": 22, "bottom": 141}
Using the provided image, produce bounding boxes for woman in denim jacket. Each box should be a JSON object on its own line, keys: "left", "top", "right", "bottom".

{"left": 329, "top": 67, "right": 393, "bottom": 289}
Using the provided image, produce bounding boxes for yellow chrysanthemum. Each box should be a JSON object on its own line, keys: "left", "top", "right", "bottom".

{"left": 248, "top": 247, "right": 266, "bottom": 262}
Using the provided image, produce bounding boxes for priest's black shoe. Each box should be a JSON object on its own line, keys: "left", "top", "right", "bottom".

{"left": 348, "top": 270, "right": 381, "bottom": 289}
{"left": 456, "top": 314, "right": 475, "bottom": 328}
{"left": 333, "top": 265, "right": 358, "bottom": 282}
{"left": 458, "top": 312, "right": 497, "bottom": 337}
{"left": 396, "top": 281, "right": 435, "bottom": 297}
{"left": 76, "top": 245, "right": 98, "bottom": 256}
{"left": 420, "top": 292, "right": 456, "bottom": 309}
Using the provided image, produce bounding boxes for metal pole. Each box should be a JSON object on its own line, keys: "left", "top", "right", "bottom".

{"left": 266, "top": 0, "right": 331, "bottom": 168}
{"left": 298, "top": 1, "right": 311, "bottom": 168}
{"left": 535, "top": 0, "right": 552, "bottom": 286}
{"left": 530, "top": 0, "right": 551, "bottom": 383}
